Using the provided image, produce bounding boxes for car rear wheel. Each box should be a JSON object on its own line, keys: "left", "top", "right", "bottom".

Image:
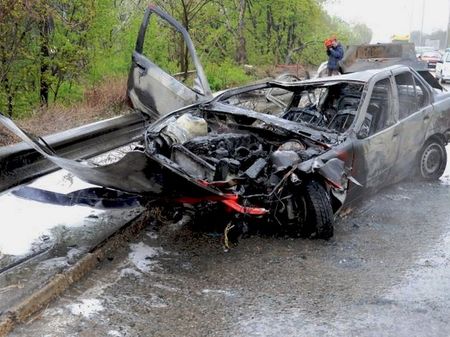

{"left": 418, "top": 139, "right": 447, "bottom": 180}
{"left": 300, "top": 180, "right": 334, "bottom": 239}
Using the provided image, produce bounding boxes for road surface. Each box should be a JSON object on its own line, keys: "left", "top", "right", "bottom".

{"left": 6, "top": 79, "right": 450, "bottom": 337}
{"left": 7, "top": 145, "right": 450, "bottom": 337}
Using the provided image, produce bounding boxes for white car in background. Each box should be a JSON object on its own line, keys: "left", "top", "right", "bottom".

{"left": 436, "top": 52, "right": 450, "bottom": 83}
{"left": 415, "top": 46, "right": 436, "bottom": 58}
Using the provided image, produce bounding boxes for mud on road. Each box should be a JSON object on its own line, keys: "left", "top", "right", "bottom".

{"left": 9, "top": 168, "right": 450, "bottom": 337}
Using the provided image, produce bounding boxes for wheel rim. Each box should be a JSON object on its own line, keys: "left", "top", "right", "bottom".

{"left": 421, "top": 143, "right": 444, "bottom": 178}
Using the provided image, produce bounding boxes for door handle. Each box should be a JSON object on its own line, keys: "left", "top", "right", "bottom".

{"left": 423, "top": 115, "right": 430, "bottom": 121}
{"left": 136, "top": 63, "right": 147, "bottom": 77}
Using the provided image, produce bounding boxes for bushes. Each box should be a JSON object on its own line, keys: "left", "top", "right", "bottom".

{"left": 205, "top": 61, "right": 253, "bottom": 92}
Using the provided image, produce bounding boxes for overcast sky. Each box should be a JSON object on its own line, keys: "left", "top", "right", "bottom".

{"left": 324, "top": 0, "right": 450, "bottom": 43}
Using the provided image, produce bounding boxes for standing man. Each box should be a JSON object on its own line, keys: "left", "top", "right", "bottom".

{"left": 325, "top": 37, "right": 344, "bottom": 76}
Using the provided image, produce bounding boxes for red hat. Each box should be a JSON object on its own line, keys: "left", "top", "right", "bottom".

{"left": 324, "top": 39, "right": 333, "bottom": 48}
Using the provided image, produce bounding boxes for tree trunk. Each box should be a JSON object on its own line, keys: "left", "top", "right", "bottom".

{"left": 235, "top": 0, "right": 247, "bottom": 65}
{"left": 266, "top": 6, "right": 272, "bottom": 54}
{"left": 0, "top": 49, "right": 14, "bottom": 116}
{"left": 180, "top": 0, "right": 189, "bottom": 81}
{"left": 39, "top": 16, "right": 51, "bottom": 106}
{"left": 3, "top": 76, "right": 13, "bottom": 117}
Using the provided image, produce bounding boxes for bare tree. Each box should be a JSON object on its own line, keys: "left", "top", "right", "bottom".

{"left": 235, "top": 0, "right": 247, "bottom": 64}
{"left": 157, "top": 0, "right": 212, "bottom": 78}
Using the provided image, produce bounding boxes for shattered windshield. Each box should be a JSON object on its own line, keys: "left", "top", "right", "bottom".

{"left": 222, "top": 82, "right": 364, "bottom": 134}
{"left": 222, "top": 87, "right": 294, "bottom": 115}
{"left": 283, "top": 82, "right": 364, "bottom": 133}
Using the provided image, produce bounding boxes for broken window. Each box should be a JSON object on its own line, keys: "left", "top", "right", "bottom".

{"left": 394, "top": 72, "right": 429, "bottom": 120}
{"left": 283, "top": 82, "right": 363, "bottom": 133}
{"left": 364, "top": 78, "right": 394, "bottom": 137}
{"left": 224, "top": 87, "right": 294, "bottom": 115}
{"left": 412, "top": 75, "right": 429, "bottom": 109}
{"left": 141, "top": 14, "right": 202, "bottom": 92}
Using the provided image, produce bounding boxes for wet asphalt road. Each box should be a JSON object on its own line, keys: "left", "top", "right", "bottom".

{"left": 8, "top": 148, "right": 450, "bottom": 337}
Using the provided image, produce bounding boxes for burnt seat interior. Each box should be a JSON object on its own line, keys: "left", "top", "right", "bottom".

{"left": 327, "top": 95, "right": 361, "bottom": 132}
{"left": 282, "top": 83, "right": 363, "bottom": 133}
{"left": 365, "top": 93, "right": 390, "bottom": 135}
{"left": 397, "top": 86, "right": 422, "bottom": 119}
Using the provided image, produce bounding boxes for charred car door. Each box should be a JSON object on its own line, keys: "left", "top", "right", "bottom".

{"left": 390, "top": 69, "right": 433, "bottom": 179}
{"left": 348, "top": 74, "right": 400, "bottom": 199}
{"left": 127, "top": 5, "right": 212, "bottom": 120}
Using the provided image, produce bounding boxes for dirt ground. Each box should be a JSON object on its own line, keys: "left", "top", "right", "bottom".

{"left": 0, "top": 77, "right": 130, "bottom": 147}
{"left": 8, "top": 169, "right": 450, "bottom": 337}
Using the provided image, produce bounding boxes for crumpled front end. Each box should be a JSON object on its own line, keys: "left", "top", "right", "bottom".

{"left": 143, "top": 107, "right": 351, "bottom": 239}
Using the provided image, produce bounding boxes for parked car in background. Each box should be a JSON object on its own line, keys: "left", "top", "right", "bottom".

{"left": 436, "top": 52, "right": 450, "bottom": 83}
{"left": 419, "top": 51, "right": 442, "bottom": 69}
{"left": 415, "top": 46, "right": 436, "bottom": 58}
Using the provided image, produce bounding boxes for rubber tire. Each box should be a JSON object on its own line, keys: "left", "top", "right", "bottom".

{"left": 303, "top": 180, "right": 334, "bottom": 239}
{"left": 417, "top": 139, "right": 447, "bottom": 180}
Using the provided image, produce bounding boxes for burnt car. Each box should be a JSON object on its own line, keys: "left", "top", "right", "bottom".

{"left": 1, "top": 5, "right": 450, "bottom": 240}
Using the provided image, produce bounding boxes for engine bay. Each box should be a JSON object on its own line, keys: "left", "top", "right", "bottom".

{"left": 143, "top": 108, "right": 334, "bottom": 231}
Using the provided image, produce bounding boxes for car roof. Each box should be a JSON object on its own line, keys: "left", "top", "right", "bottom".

{"left": 273, "top": 65, "right": 407, "bottom": 87}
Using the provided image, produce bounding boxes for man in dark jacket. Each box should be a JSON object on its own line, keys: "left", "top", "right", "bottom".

{"left": 326, "top": 37, "right": 344, "bottom": 76}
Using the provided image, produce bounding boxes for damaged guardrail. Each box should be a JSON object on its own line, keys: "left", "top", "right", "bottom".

{"left": 0, "top": 112, "right": 147, "bottom": 192}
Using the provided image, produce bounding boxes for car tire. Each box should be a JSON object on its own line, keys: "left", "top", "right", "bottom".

{"left": 417, "top": 138, "right": 447, "bottom": 180}
{"left": 302, "top": 180, "right": 334, "bottom": 239}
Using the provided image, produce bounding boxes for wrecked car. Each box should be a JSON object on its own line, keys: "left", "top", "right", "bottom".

{"left": 1, "top": 5, "right": 450, "bottom": 241}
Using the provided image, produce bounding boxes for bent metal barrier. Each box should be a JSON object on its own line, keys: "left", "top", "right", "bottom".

{"left": 0, "top": 112, "right": 147, "bottom": 192}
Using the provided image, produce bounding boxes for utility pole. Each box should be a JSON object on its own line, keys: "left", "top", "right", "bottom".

{"left": 419, "top": 0, "right": 425, "bottom": 46}
{"left": 446, "top": 0, "right": 450, "bottom": 48}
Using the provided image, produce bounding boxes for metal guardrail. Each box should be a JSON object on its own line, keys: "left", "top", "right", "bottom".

{"left": 0, "top": 112, "right": 147, "bottom": 192}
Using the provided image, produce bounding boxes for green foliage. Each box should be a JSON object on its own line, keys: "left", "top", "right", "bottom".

{"left": 87, "top": 0, "right": 143, "bottom": 82}
{"left": 53, "top": 81, "right": 84, "bottom": 105}
{"left": 204, "top": 60, "right": 252, "bottom": 91}
{"left": 0, "top": 0, "right": 39, "bottom": 117}
{"left": 0, "top": 0, "right": 372, "bottom": 118}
